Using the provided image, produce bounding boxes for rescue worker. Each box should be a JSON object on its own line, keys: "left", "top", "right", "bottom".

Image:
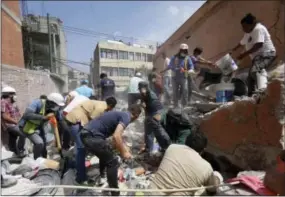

{"left": 232, "top": 13, "right": 276, "bottom": 96}
{"left": 127, "top": 72, "right": 144, "bottom": 108}
{"left": 1, "top": 86, "right": 26, "bottom": 156}
{"left": 138, "top": 81, "right": 171, "bottom": 155}
{"left": 65, "top": 97, "right": 117, "bottom": 185}
{"left": 190, "top": 47, "right": 217, "bottom": 102}
{"left": 162, "top": 53, "right": 172, "bottom": 105}
{"left": 161, "top": 43, "right": 194, "bottom": 107}
{"left": 18, "top": 93, "right": 65, "bottom": 159}
{"left": 64, "top": 91, "right": 79, "bottom": 106}
{"left": 149, "top": 132, "right": 223, "bottom": 196}
{"left": 75, "top": 79, "right": 94, "bottom": 98}
{"left": 99, "top": 73, "right": 115, "bottom": 100}
{"left": 79, "top": 104, "right": 142, "bottom": 196}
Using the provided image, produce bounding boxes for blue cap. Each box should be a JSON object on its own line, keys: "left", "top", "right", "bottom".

{"left": 81, "top": 79, "right": 89, "bottom": 84}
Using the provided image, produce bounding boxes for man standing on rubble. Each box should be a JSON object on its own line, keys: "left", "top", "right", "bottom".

{"left": 149, "top": 131, "right": 223, "bottom": 196}
{"left": 64, "top": 97, "right": 117, "bottom": 185}
{"left": 138, "top": 81, "right": 171, "bottom": 155}
{"left": 162, "top": 53, "right": 172, "bottom": 104}
{"left": 99, "top": 73, "right": 116, "bottom": 100}
{"left": 18, "top": 93, "right": 66, "bottom": 159}
{"left": 232, "top": 13, "right": 276, "bottom": 96}
{"left": 75, "top": 79, "right": 95, "bottom": 98}
{"left": 1, "top": 86, "right": 26, "bottom": 156}
{"left": 161, "top": 43, "right": 194, "bottom": 107}
{"left": 127, "top": 72, "right": 144, "bottom": 108}
{"left": 79, "top": 104, "right": 142, "bottom": 196}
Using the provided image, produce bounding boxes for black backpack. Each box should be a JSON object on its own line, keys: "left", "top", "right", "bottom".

{"left": 164, "top": 108, "right": 192, "bottom": 142}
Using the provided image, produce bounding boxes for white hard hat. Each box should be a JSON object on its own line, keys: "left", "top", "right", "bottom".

{"left": 68, "top": 91, "right": 79, "bottom": 98}
{"left": 135, "top": 72, "right": 142, "bottom": 77}
{"left": 2, "top": 86, "right": 16, "bottom": 93}
{"left": 180, "top": 43, "right": 189, "bottom": 50}
{"left": 47, "top": 93, "right": 65, "bottom": 106}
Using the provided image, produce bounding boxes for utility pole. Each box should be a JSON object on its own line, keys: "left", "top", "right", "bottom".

{"left": 47, "top": 13, "right": 53, "bottom": 72}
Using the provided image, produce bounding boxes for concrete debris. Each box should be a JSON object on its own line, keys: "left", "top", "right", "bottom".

{"left": 1, "top": 178, "right": 40, "bottom": 196}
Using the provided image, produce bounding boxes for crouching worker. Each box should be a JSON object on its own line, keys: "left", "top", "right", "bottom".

{"left": 161, "top": 108, "right": 192, "bottom": 144}
{"left": 149, "top": 131, "right": 223, "bottom": 196}
{"left": 79, "top": 104, "right": 142, "bottom": 196}
{"left": 19, "top": 93, "right": 65, "bottom": 160}
{"left": 138, "top": 81, "right": 171, "bottom": 154}
{"left": 64, "top": 97, "right": 117, "bottom": 185}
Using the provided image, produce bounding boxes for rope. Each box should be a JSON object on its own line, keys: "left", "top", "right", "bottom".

{"left": 6, "top": 181, "right": 240, "bottom": 195}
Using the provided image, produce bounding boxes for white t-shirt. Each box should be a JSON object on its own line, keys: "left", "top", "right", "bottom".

{"left": 240, "top": 23, "right": 276, "bottom": 59}
{"left": 127, "top": 77, "right": 144, "bottom": 94}
{"left": 164, "top": 57, "right": 172, "bottom": 77}
{"left": 63, "top": 95, "right": 89, "bottom": 114}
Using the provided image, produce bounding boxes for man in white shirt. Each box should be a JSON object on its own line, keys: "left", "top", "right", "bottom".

{"left": 232, "top": 13, "right": 276, "bottom": 96}
{"left": 127, "top": 72, "right": 144, "bottom": 108}
{"left": 162, "top": 53, "right": 172, "bottom": 104}
{"left": 149, "top": 131, "right": 223, "bottom": 196}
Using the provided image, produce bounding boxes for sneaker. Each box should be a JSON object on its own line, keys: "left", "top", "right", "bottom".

{"left": 1, "top": 177, "right": 17, "bottom": 188}
{"left": 97, "top": 177, "right": 107, "bottom": 186}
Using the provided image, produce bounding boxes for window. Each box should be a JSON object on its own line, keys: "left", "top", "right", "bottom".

{"left": 118, "top": 68, "right": 129, "bottom": 76}
{"left": 147, "top": 54, "right": 153, "bottom": 62}
{"left": 129, "top": 52, "right": 134, "bottom": 60}
{"left": 118, "top": 51, "right": 128, "bottom": 60}
{"left": 100, "top": 49, "right": 107, "bottom": 58}
{"left": 107, "top": 50, "right": 112, "bottom": 59}
{"left": 128, "top": 68, "right": 135, "bottom": 76}
{"left": 135, "top": 53, "right": 141, "bottom": 61}
{"left": 112, "top": 50, "right": 118, "bottom": 59}
{"left": 141, "top": 53, "right": 146, "bottom": 62}
{"left": 112, "top": 67, "right": 118, "bottom": 76}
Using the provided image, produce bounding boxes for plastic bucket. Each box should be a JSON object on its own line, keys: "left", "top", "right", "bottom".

{"left": 215, "top": 83, "right": 235, "bottom": 103}
{"left": 216, "top": 54, "right": 238, "bottom": 75}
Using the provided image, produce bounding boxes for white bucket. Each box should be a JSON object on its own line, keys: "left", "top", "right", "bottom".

{"left": 216, "top": 54, "right": 238, "bottom": 75}
{"left": 256, "top": 69, "right": 268, "bottom": 90}
{"left": 215, "top": 83, "right": 235, "bottom": 103}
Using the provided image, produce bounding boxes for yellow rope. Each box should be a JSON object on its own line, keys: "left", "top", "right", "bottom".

{"left": 6, "top": 181, "right": 240, "bottom": 195}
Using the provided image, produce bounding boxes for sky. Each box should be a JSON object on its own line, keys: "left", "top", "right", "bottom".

{"left": 27, "top": 1, "right": 205, "bottom": 73}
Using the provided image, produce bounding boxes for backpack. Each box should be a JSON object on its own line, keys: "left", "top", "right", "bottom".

{"left": 163, "top": 108, "right": 192, "bottom": 142}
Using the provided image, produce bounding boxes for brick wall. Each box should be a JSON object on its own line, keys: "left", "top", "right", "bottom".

{"left": 1, "top": 64, "right": 60, "bottom": 113}
{"left": 154, "top": 0, "right": 284, "bottom": 71}
{"left": 1, "top": 0, "right": 25, "bottom": 68}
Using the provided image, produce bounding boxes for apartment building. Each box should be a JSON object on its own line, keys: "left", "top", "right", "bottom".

{"left": 92, "top": 40, "right": 155, "bottom": 88}
{"left": 22, "top": 14, "right": 69, "bottom": 92}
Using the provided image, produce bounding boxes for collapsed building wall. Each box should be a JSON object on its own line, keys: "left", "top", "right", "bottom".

{"left": 200, "top": 78, "right": 284, "bottom": 170}
{"left": 1, "top": 64, "right": 60, "bottom": 113}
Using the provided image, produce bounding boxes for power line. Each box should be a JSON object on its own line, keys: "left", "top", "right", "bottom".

{"left": 38, "top": 25, "right": 160, "bottom": 46}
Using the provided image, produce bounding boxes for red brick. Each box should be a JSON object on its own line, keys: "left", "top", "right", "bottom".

{"left": 2, "top": 0, "right": 21, "bottom": 18}
{"left": 1, "top": 8, "right": 24, "bottom": 68}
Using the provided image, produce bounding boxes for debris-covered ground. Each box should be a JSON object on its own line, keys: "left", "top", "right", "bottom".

{"left": 2, "top": 91, "right": 279, "bottom": 196}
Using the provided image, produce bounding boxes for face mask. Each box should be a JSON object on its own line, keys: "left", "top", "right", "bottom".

{"left": 180, "top": 53, "right": 186, "bottom": 57}
{"left": 11, "top": 95, "right": 17, "bottom": 102}
{"left": 141, "top": 88, "right": 147, "bottom": 94}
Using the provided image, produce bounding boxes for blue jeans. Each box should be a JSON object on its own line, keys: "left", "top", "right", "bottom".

{"left": 163, "top": 76, "right": 171, "bottom": 104}
{"left": 70, "top": 124, "right": 87, "bottom": 183}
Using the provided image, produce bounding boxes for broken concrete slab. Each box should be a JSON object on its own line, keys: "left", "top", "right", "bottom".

{"left": 200, "top": 80, "right": 284, "bottom": 170}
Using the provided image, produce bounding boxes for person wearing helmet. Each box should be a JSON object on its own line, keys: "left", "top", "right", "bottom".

{"left": 18, "top": 93, "right": 65, "bottom": 159}
{"left": 98, "top": 73, "right": 116, "bottom": 100}
{"left": 1, "top": 86, "right": 26, "bottom": 156}
{"left": 161, "top": 43, "right": 194, "bottom": 107}
{"left": 75, "top": 79, "right": 95, "bottom": 98}
{"left": 127, "top": 72, "right": 145, "bottom": 108}
{"left": 64, "top": 97, "right": 117, "bottom": 185}
{"left": 138, "top": 81, "right": 171, "bottom": 155}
